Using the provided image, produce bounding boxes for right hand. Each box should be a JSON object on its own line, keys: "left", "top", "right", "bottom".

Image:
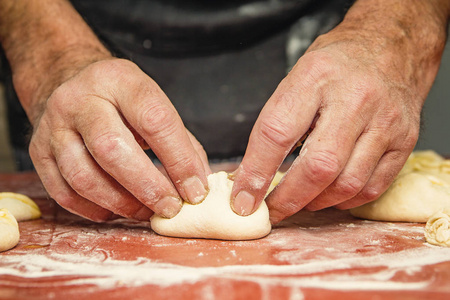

{"left": 29, "top": 58, "right": 211, "bottom": 222}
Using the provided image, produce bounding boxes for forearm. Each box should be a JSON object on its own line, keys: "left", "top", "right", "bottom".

{"left": 0, "top": 0, "right": 111, "bottom": 124}
{"left": 309, "top": 0, "right": 449, "bottom": 108}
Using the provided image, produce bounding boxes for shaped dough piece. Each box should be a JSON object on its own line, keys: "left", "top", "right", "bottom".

{"left": 0, "top": 208, "right": 20, "bottom": 252}
{"left": 350, "top": 172, "right": 450, "bottom": 222}
{"left": 425, "top": 209, "right": 450, "bottom": 247}
{"left": 399, "top": 150, "right": 445, "bottom": 175}
{"left": 0, "top": 192, "right": 41, "bottom": 222}
{"left": 151, "top": 172, "right": 271, "bottom": 240}
{"left": 350, "top": 150, "right": 450, "bottom": 223}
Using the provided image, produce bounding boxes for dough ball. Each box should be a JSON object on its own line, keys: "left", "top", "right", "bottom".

{"left": 0, "top": 208, "right": 20, "bottom": 252}
{"left": 268, "top": 171, "right": 285, "bottom": 194}
{"left": 425, "top": 209, "right": 450, "bottom": 247}
{"left": 350, "top": 150, "right": 450, "bottom": 223}
{"left": 400, "top": 150, "right": 444, "bottom": 175}
{"left": 151, "top": 172, "right": 271, "bottom": 240}
{"left": 0, "top": 192, "right": 41, "bottom": 221}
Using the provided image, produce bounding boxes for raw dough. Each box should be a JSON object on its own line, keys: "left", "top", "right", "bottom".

{"left": 268, "top": 171, "right": 284, "bottom": 194}
{"left": 0, "top": 192, "right": 41, "bottom": 221}
{"left": 425, "top": 209, "right": 450, "bottom": 247}
{"left": 151, "top": 171, "right": 272, "bottom": 240}
{"left": 0, "top": 208, "right": 20, "bottom": 252}
{"left": 350, "top": 150, "right": 450, "bottom": 222}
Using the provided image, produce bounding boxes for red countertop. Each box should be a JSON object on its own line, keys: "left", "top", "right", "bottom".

{"left": 1, "top": 171, "right": 450, "bottom": 300}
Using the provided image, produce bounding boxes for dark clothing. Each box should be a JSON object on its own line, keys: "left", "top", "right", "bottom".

{"left": 71, "top": 0, "right": 323, "bottom": 57}
{"left": 2, "top": 0, "right": 347, "bottom": 169}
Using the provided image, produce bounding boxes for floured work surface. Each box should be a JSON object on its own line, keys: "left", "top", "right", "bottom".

{"left": 1, "top": 172, "right": 450, "bottom": 300}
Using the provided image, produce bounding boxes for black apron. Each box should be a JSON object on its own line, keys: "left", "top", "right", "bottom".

{"left": 3, "top": 0, "right": 347, "bottom": 169}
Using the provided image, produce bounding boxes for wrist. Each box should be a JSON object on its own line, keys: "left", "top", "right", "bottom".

{"left": 0, "top": 0, "right": 112, "bottom": 125}
{"left": 308, "top": 0, "right": 448, "bottom": 105}
{"left": 14, "top": 46, "right": 112, "bottom": 125}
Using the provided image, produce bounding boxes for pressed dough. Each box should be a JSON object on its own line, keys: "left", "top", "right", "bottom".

{"left": 151, "top": 171, "right": 272, "bottom": 240}
{"left": 350, "top": 151, "right": 450, "bottom": 222}
{"left": 425, "top": 209, "right": 450, "bottom": 247}
{"left": 0, "top": 192, "right": 41, "bottom": 222}
{"left": 0, "top": 208, "right": 20, "bottom": 252}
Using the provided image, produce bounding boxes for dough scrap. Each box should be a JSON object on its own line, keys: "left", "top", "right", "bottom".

{"left": 151, "top": 171, "right": 272, "bottom": 240}
{"left": 350, "top": 150, "right": 450, "bottom": 222}
{"left": 0, "top": 192, "right": 41, "bottom": 222}
{"left": 425, "top": 209, "right": 450, "bottom": 247}
{"left": 0, "top": 208, "right": 20, "bottom": 252}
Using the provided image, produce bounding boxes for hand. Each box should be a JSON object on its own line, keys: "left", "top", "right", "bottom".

{"left": 231, "top": 0, "right": 447, "bottom": 223}
{"left": 29, "top": 58, "right": 211, "bottom": 221}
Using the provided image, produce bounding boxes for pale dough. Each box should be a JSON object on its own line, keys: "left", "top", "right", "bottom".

{"left": 425, "top": 209, "right": 450, "bottom": 247}
{"left": 0, "top": 192, "right": 41, "bottom": 221}
{"left": 0, "top": 208, "right": 20, "bottom": 252}
{"left": 350, "top": 150, "right": 450, "bottom": 222}
{"left": 151, "top": 171, "right": 272, "bottom": 240}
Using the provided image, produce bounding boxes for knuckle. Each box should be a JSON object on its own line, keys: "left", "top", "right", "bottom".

{"left": 360, "top": 186, "right": 383, "bottom": 202}
{"left": 89, "top": 131, "right": 126, "bottom": 162}
{"left": 134, "top": 179, "right": 162, "bottom": 206}
{"left": 163, "top": 152, "right": 196, "bottom": 173}
{"left": 377, "top": 106, "right": 403, "bottom": 129}
{"left": 334, "top": 174, "right": 366, "bottom": 198}
{"left": 47, "top": 86, "right": 78, "bottom": 118}
{"left": 140, "top": 102, "right": 178, "bottom": 138}
{"left": 303, "top": 150, "right": 341, "bottom": 183}
{"left": 401, "top": 128, "right": 419, "bottom": 151}
{"left": 299, "top": 51, "right": 335, "bottom": 78}
{"left": 258, "top": 113, "right": 297, "bottom": 149}
{"left": 65, "top": 167, "right": 96, "bottom": 194}
{"left": 46, "top": 88, "right": 66, "bottom": 109}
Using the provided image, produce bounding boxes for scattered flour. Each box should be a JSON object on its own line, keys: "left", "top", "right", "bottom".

{"left": 1, "top": 246, "right": 450, "bottom": 291}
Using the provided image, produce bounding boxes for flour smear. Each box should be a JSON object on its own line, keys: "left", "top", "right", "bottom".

{"left": 1, "top": 245, "right": 450, "bottom": 291}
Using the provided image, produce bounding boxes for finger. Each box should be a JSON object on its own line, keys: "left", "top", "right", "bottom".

{"left": 50, "top": 130, "right": 154, "bottom": 221}
{"left": 265, "top": 105, "right": 365, "bottom": 224}
{"left": 335, "top": 149, "right": 410, "bottom": 210}
{"left": 304, "top": 128, "right": 388, "bottom": 211}
{"left": 231, "top": 76, "right": 320, "bottom": 216}
{"left": 29, "top": 131, "right": 113, "bottom": 222}
{"left": 111, "top": 63, "right": 209, "bottom": 204}
{"left": 69, "top": 100, "right": 183, "bottom": 218}
{"left": 186, "top": 129, "right": 212, "bottom": 176}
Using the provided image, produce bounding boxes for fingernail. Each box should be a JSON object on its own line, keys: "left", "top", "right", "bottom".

{"left": 233, "top": 191, "right": 255, "bottom": 216}
{"left": 154, "top": 196, "right": 182, "bottom": 218}
{"left": 133, "top": 206, "right": 154, "bottom": 221}
{"left": 182, "top": 176, "right": 207, "bottom": 204}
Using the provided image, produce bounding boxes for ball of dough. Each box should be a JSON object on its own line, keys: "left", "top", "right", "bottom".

{"left": 151, "top": 172, "right": 271, "bottom": 240}
{"left": 0, "top": 208, "right": 20, "bottom": 252}
{"left": 350, "top": 151, "right": 450, "bottom": 223}
{"left": 425, "top": 209, "right": 450, "bottom": 247}
{"left": 350, "top": 171, "right": 450, "bottom": 222}
{"left": 399, "top": 150, "right": 445, "bottom": 175}
{"left": 0, "top": 192, "right": 41, "bottom": 222}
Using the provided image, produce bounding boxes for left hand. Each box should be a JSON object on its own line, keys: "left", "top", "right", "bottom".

{"left": 230, "top": 0, "right": 446, "bottom": 223}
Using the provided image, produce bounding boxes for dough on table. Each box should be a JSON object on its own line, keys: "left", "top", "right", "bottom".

{"left": 350, "top": 150, "right": 450, "bottom": 222}
{"left": 425, "top": 209, "right": 450, "bottom": 247}
{"left": 0, "top": 208, "right": 20, "bottom": 252}
{"left": 151, "top": 171, "right": 272, "bottom": 240}
{"left": 0, "top": 192, "right": 41, "bottom": 221}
